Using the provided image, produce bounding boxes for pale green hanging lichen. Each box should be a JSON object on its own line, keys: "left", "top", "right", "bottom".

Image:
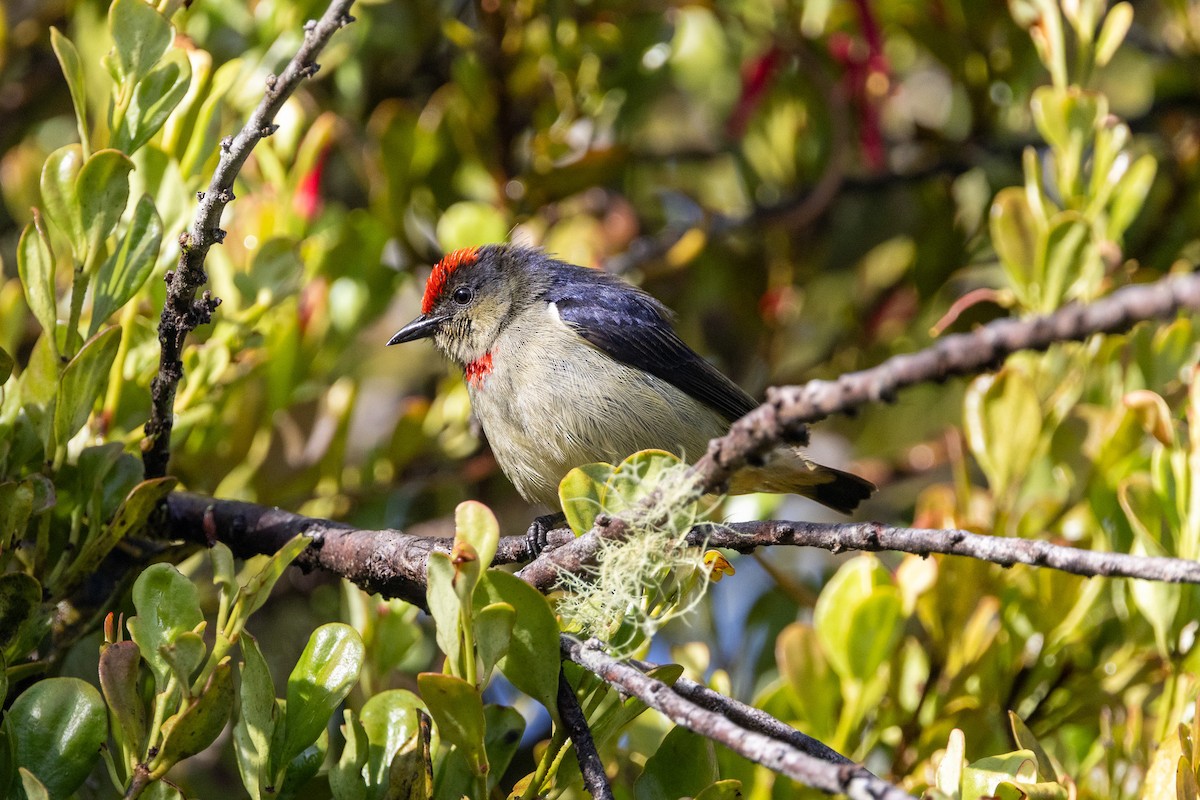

{"left": 554, "top": 452, "right": 726, "bottom": 655}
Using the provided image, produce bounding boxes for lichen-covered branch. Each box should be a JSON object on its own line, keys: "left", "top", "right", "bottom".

{"left": 142, "top": 0, "right": 356, "bottom": 478}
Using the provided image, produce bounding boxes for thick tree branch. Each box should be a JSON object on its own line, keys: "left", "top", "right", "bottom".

{"left": 143, "top": 1, "right": 356, "bottom": 479}
{"left": 561, "top": 637, "right": 914, "bottom": 800}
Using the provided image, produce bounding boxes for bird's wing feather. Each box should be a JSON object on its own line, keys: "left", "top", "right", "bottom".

{"left": 546, "top": 277, "right": 758, "bottom": 423}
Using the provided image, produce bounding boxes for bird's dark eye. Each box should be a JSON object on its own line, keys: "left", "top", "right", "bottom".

{"left": 452, "top": 286, "right": 474, "bottom": 305}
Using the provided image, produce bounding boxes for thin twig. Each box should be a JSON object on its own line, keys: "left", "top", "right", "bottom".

{"left": 557, "top": 667, "right": 614, "bottom": 800}
{"left": 561, "top": 637, "right": 915, "bottom": 800}
{"left": 143, "top": 1, "right": 356, "bottom": 478}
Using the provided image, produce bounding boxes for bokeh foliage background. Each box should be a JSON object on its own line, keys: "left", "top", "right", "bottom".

{"left": 3, "top": 0, "right": 1200, "bottom": 796}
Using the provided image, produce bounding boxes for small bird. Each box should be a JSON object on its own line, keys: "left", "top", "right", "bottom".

{"left": 388, "top": 244, "right": 873, "bottom": 549}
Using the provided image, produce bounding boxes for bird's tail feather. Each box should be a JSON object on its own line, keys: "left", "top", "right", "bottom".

{"left": 728, "top": 448, "right": 875, "bottom": 514}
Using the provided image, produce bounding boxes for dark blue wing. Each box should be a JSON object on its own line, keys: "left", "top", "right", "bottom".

{"left": 543, "top": 267, "right": 759, "bottom": 424}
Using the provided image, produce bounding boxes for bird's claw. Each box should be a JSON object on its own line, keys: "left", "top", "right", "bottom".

{"left": 524, "top": 512, "right": 565, "bottom": 560}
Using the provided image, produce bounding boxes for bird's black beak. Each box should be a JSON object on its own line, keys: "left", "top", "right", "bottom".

{"left": 386, "top": 314, "right": 443, "bottom": 345}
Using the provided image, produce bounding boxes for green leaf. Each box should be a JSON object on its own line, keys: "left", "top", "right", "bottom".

{"left": 17, "top": 219, "right": 59, "bottom": 353}
{"left": 475, "top": 602, "right": 515, "bottom": 684}
{"left": 108, "top": 0, "right": 173, "bottom": 85}
{"left": 99, "top": 640, "right": 147, "bottom": 757}
{"left": 962, "top": 750, "right": 1040, "bottom": 800}
{"left": 989, "top": 186, "right": 1039, "bottom": 304}
{"left": 474, "top": 570, "right": 561, "bottom": 717}
{"left": 329, "top": 711, "right": 367, "bottom": 800}
{"left": 425, "top": 552, "right": 462, "bottom": 669}
{"left": 359, "top": 689, "right": 427, "bottom": 787}
{"left": 635, "top": 725, "right": 718, "bottom": 800}
{"left": 694, "top": 780, "right": 745, "bottom": 800}
{"left": 233, "top": 634, "right": 275, "bottom": 800}
{"left": 0, "top": 482, "right": 35, "bottom": 553}
{"left": 91, "top": 194, "right": 163, "bottom": 333}
{"left": 776, "top": 622, "right": 839, "bottom": 740}
{"left": 1094, "top": 2, "right": 1133, "bottom": 67}
{"left": 1038, "top": 211, "right": 1096, "bottom": 309}
{"left": 455, "top": 500, "right": 499, "bottom": 572}
{"left": 156, "top": 660, "right": 235, "bottom": 771}
{"left": 0, "top": 574, "right": 42, "bottom": 663}
{"left": 9, "top": 678, "right": 108, "bottom": 798}
{"left": 481, "top": 705, "right": 524, "bottom": 791}
{"left": 278, "top": 735, "right": 327, "bottom": 798}
{"left": 0, "top": 347, "right": 12, "bottom": 385}
{"left": 963, "top": 369, "right": 1043, "bottom": 497}
{"left": 113, "top": 52, "right": 192, "bottom": 154}
{"left": 559, "top": 462, "right": 614, "bottom": 536}
{"left": 1108, "top": 153, "right": 1156, "bottom": 242}
{"left": 237, "top": 533, "right": 311, "bottom": 620}
{"left": 50, "top": 29, "right": 89, "bottom": 153}
{"left": 813, "top": 555, "right": 900, "bottom": 683}
{"left": 387, "top": 710, "right": 433, "bottom": 800}
{"left": 277, "top": 623, "right": 364, "bottom": 771}
{"left": 66, "top": 476, "right": 175, "bottom": 590}
{"left": 127, "top": 562, "right": 204, "bottom": 692}
{"left": 38, "top": 144, "right": 85, "bottom": 257}
{"left": 161, "top": 631, "right": 207, "bottom": 689}
{"left": 54, "top": 326, "right": 122, "bottom": 449}
{"left": 416, "top": 673, "right": 488, "bottom": 775}
{"left": 77, "top": 149, "right": 134, "bottom": 259}
{"left": 1008, "top": 712, "right": 1059, "bottom": 782}
{"left": 1030, "top": 87, "right": 1104, "bottom": 156}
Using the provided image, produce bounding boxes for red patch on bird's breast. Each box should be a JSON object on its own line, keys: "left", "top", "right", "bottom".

{"left": 422, "top": 247, "right": 481, "bottom": 314}
{"left": 464, "top": 352, "right": 493, "bottom": 388}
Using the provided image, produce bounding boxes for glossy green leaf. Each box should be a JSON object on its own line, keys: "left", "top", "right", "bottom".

{"left": 635, "top": 724, "right": 718, "bottom": 800}
{"left": 359, "top": 689, "right": 427, "bottom": 788}
{"left": 50, "top": 30, "right": 89, "bottom": 152}
{"left": 108, "top": 0, "right": 173, "bottom": 85}
{"left": 17, "top": 219, "right": 58, "bottom": 351}
{"left": 329, "top": 711, "right": 367, "bottom": 800}
{"left": 99, "top": 640, "right": 147, "bottom": 756}
{"left": 113, "top": 52, "right": 192, "bottom": 154}
{"left": 38, "top": 145, "right": 85, "bottom": 257}
{"left": 9, "top": 678, "right": 108, "bottom": 798}
{"left": 962, "top": 750, "right": 1039, "bottom": 800}
{"left": 455, "top": 499, "right": 499, "bottom": 572}
{"left": 1008, "top": 712, "right": 1059, "bottom": 782}
{"left": 474, "top": 570, "right": 560, "bottom": 716}
{"left": 387, "top": 711, "right": 433, "bottom": 800}
{"left": 0, "top": 347, "right": 12, "bottom": 386}
{"left": 278, "top": 735, "right": 327, "bottom": 797}
{"left": 1030, "top": 87, "right": 1104, "bottom": 156}
{"left": 845, "top": 591, "right": 904, "bottom": 681}
{"left": 559, "top": 462, "right": 613, "bottom": 536}
{"left": 278, "top": 623, "right": 364, "bottom": 770}
{"left": 0, "top": 574, "right": 42, "bottom": 662}
{"left": 416, "top": 672, "right": 488, "bottom": 775}
{"left": 475, "top": 602, "right": 515, "bottom": 684}
{"left": 77, "top": 149, "right": 134, "bottom": 259}
{"left": 54, "top": 326, "right": 121, "bottom": 450}
{"left": 127, "top": 562, "right": 204, "bottom": 692}
{"left": 233, "top": 634, "right": 274, "bottom": 800}
{"left": 425, "top": 552, "right": 462, "bottom": 669}
{"left": 161, "top": 631, "right": 207, "bottom": 689}
{"left": 91, "top": 194, "right": 163, "bottom": 333}
{"left": 156, "top": 660, "right": 234, "bottom": 771}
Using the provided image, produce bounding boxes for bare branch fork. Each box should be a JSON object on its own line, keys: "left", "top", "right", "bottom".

{"left": 142, "top": 0, "right": 356, "bottom": 479}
